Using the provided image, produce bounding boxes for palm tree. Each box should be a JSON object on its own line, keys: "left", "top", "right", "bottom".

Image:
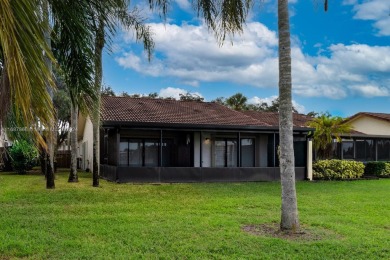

{"left": 277, "top": 0, "right": 299, "bottom": 232}
{"left": 51, "top": 0, "right": 104, "bottom": 183}
{"left": 308, "top": 114, "right": 352, "bottom": 159}
{"left": 226, "top": 93, "right": 248, "bottom": 111}
{"left": 0, "top": 0, "right": 56, "bottom": 188}
{"left": 90, "top": 1, "right": 154, "bottom": 187}
{"left": 277, "top": 0, "right": 329, "bottom": 232}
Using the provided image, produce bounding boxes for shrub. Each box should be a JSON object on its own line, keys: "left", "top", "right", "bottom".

{"left": 313, "top": 159, "right": 365, "bottom": 180}
{"left": 364, "top": 162, "right": 390, "bottom": 176}
{"left": 9, "top": 140, "right": 38, "bottom": 174}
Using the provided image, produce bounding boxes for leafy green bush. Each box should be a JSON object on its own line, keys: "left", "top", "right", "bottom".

{"left": 313, "top": 159, "right": 365, "bottom": 180}
{"left": 364, "top": 162, "right": 390, "bottom": 176}
{"left": 9, "top": 140, "right": 38, "bottom": 174}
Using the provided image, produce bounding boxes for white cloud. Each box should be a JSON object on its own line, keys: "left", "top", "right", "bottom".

{"left": 116, "top": 21, "right": 390, "bottom": 100}
{"left": 175, "top": 0, "right": 192, "bottom": 12}
{"left": 342, "top": 0, "right": 358, "bottom": 5}
{"left": 291, "top": 43, "right": 390, "bottom": 99}
{"left": 348, "top": 84, "right": 390, "bottom": 97}
{"left": 159, "top": 87, "right": 203, "bottom": 100}
{"left": 292, "top": 101, "right": 305, "bottom": 114}
{"left": 248, "top": 95, "right": 278, "bottom": 106}
{"left": 348, "top": 0, "right": 390, "bottom": 36}
{"left": 116, "top": 52, "right": 141, "bottom": 70}
{"left": 182, "top": 80, "right": 200, "bottom": 87}
{"left": 118, "top": 22, "right": 279, "bottom": 87}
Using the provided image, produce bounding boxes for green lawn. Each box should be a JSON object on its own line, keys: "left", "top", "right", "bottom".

{"left": 0, "top": 170, "right": 389, "bottom": 259}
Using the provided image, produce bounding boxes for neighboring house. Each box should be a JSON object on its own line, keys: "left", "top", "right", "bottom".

{"left": 334, "top": 112, "right": 390, "bottom": 161}
{"left": 78, "top": 96, "right": 314, "bottom": 183}
{"left": 77, "top": 114, "right": 93, "bottom": 171}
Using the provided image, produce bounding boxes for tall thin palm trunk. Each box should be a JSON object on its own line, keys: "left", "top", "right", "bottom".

{"left": 68, "top": 103, "right": 79, "bottom": 182}
{"left": 278, "top": 0, "right": 299, "bottom": 231}
{"left": 43, "top": 0, "right": 55, "bottom": 189}
{"left": 92, "top": 16, "right": 104, "bottom": 187}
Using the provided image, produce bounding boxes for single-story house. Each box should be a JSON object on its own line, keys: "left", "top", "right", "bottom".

{"left": 78, "top": 96, "right": 314, "bottom": 183}
{"left": 333, "top": 112, "right": 390, "bottom": 161}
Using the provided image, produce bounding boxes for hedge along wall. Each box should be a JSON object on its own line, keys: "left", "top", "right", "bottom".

{"left": 313, "top": 159, "right": 365, "bottom": 180}
{"left": 364, "top": 162, "right": 390, "bottom": 176}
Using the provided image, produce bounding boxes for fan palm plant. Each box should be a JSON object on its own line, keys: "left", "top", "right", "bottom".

{"left": 308, "top": 114, "right": 353, "bottom": 159}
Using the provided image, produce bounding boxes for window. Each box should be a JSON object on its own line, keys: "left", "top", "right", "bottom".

{"left": 342, "top": 140, "right": 354, "bottom": 160}
{"left": 161, "top": 139, "right": 173, "bottom": 167}
{"left": 356, "top": 139, "right": 375, "bottom": 161}
{"left": 293, "top": 138, "right": 306, "bottom": 167}
{"left": 144, "top": 140, "right": 159, "bottom": 166}
{"left": 119, "top": 141, "right": 129, "bottom": 166}
{"left": 355, "top": 140, "right": 365, "bottom": 160}
{"left": 241, "top": 138, "right": 255, "bottom": 167}
{"left": 377, "top": 139, "right": 390, "bottom": 161}
{"left": 128, "top": 139, "right": 143, "bottom": 166}
{"left": 120, "top": 138, "right": 159, "bottom": 167}
{"left": 213, "top": 139, "right": 237, "bottom": 167}
{"left": 214, "top": 140, "right": 226, "bottom": 167}
{"left": 332, "top": 141, "right": 341, "bottom": 159}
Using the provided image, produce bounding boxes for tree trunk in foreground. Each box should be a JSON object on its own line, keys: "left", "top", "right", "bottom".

{"left": 278, "top": 0, "right": 300, "bottom": 232}
{"left": 68, "top": 103, "right": 79, "bottom": 182}
{"left": 92, "top": 16, "right": 104, "bottom": 187}
{"left": 43, "top": 0, "right": 55, "bottom": 189}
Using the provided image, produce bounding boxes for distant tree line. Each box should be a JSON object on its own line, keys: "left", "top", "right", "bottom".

{"left": 101, "top": 86, "right": 204, "bottom": 102}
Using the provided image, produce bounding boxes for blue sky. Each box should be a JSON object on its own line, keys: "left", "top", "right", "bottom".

{"left": 102, "top": 0, "right": 390, "bottom": 117}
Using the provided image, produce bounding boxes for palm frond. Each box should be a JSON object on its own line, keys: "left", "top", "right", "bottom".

{"left": 117, "top": 8, "right": 155, "bottom": 61}
{"left": 0, "top": 0, "right": 55, "bottom": 148}
{"left": 50, "top": 0, "right": 96, "bottom": 113}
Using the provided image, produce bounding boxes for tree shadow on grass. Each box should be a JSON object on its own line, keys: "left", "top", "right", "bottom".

{"left": 242, "top": 223, "right": 341, "bottom": 242}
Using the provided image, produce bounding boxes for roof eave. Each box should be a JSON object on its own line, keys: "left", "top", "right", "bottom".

{"left": 102, "top": 120, "right": 314, "bottom": 132}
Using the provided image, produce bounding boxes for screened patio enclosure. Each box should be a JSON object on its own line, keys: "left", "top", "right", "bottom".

{"left": 100, "top": 128, "right": 310, "bottom": 183}
{"left": 333, "top": 137, "right": 390, "bottom": 161}
{"left": 97, "top": 96, "right": 313, "bottom": 183}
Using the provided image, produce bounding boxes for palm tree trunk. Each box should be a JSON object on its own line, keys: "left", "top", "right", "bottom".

{"left": 68, "top": 103, "right": 79, "bottom": 182}
{"left": 278, "top": 0, "right": 299, "bottom": 232}
{"left": 92, "top": 16, "right": 104, "bottom": 187}
{"left": 43, "top": 0, "right": 55, "bottom": 189}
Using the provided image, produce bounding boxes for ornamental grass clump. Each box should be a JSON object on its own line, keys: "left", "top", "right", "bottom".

{"left": 313, "top": 159, "right": 364, "bottom": 180}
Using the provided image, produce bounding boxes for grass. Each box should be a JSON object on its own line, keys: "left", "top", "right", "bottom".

{"left": 0, "top": 169, "right": 389, "bottom": 259}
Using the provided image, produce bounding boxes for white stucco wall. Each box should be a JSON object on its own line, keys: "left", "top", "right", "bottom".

{"left": 201, "top": 133, "right": 212, "bottom": 167}
{"left": 78, "top": 116, "right": 94, "bottom": 171}
{"left": 350, "top": 116, "right": 390, "bottom": 136}
{"left": 307, "top": 140, "right": 313, "bottom": 180}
